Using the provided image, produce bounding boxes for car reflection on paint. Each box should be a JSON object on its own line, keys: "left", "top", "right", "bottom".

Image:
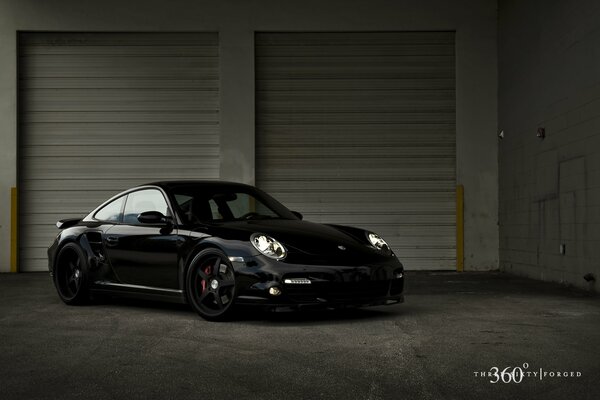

{"left": 48, "top": 181, "right": 404, "bottom": 320}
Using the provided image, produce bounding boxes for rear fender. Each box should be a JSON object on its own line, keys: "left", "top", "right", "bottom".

{"left": 51, "top": 230, "right": 102, "bottom": 276}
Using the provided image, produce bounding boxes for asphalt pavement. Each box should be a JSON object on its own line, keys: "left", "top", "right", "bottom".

{"left": 0, "top": 271, "right": 598, "bottom": 400}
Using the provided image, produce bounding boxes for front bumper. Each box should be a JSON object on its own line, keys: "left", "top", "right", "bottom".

{"left": 231, "top": 255, "right": 404, "bottom": 309}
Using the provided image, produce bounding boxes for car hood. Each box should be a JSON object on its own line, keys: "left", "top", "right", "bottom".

{"left": 200, "top": 219, "right": 391, "bottom": 263}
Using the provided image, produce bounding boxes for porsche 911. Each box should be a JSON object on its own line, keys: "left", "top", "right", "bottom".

{"left": 48, "top": 181, "right": 404, "bottom": 320}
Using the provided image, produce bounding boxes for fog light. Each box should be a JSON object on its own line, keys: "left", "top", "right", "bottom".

{"left": 269, "top": 287, "right": 282, "bottom": 296}
{"left": 395, "top": 272, "right": 403, "bottom": 279}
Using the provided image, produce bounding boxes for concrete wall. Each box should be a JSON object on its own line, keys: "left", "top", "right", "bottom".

{"left": 498, "top": 0, "right": 600, "bottom": 290}
{"left": 0, "top": 0, "right": 498, "bottom": 272}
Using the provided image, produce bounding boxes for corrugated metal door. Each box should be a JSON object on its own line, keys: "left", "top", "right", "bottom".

{"left": 18, "top": 33, "right": 219, "bottom": 272}
{"left": 256, "top": 32, "right": 456, "bottom": 270}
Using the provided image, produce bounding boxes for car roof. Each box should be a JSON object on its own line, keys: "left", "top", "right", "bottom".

{"left": 143, "top": 180, "right": 255, "bottom": 191}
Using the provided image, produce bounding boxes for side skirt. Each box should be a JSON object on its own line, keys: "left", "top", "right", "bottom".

{"left": 91, "top": 281, "right": 187, "bottom": 304}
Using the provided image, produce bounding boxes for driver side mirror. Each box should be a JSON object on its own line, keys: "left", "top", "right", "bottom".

{"left": 138, "top": 211, "right": 170, "bottom": 225}
{"left": 291, "top": 211, "right": 303, "bottom": 220}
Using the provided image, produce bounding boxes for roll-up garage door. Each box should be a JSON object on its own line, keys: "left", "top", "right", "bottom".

{"left": 18, "top": 33, "right": 219, "bottom": 271}
{"left": 256, "top": 32, "right": 455, "bottom": 270}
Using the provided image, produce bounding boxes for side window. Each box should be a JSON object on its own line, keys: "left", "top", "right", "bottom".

{"left": 94, "top": 196, "right": 125, "bottom": 222}
{"left": 123, "top": 189, "right": 170, "bottom": 225}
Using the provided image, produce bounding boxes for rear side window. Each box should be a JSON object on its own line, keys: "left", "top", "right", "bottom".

{"left": 94, "top": 196, "right": 125, "bottom": 222}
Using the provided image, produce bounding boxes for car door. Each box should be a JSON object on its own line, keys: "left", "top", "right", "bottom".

{"left": 103, "top": 188, "right": 181, "bottom": 289}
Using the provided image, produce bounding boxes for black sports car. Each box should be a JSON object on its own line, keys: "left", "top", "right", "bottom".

{"left": 48, "top": 181, "right": 404, "bottom": 320}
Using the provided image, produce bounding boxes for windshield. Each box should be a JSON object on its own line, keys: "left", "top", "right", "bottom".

{"left": 170, "top": 184, "right": 296, "bottom": 224}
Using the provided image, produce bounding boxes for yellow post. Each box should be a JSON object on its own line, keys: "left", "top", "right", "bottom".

{"left": 10, "top": 187, "right": 18, "bottom": 272}
{"left": 456, "top": 185, "right": 464, "bottom": 272}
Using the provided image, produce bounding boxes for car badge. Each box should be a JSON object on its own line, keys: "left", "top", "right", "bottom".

{"left": 338, "top": 245, "right": 346, "bottom": 251}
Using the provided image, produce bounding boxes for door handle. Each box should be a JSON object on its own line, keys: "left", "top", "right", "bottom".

{"left": 105, "top": 236, "right": 119, "bottom": 246}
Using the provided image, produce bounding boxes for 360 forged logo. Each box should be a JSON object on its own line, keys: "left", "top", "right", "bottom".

{"left": 474, "top": 363, "right": 582, "bottom": 384}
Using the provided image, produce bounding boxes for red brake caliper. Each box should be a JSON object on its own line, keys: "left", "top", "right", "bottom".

{"left": 200, "top": 265, "right": 212, "bottom": 293}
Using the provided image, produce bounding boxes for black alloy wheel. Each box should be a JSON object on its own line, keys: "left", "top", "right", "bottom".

{"left": 186, "top": 249, "right": 236, "bottom": 321}
{"left": 54, "top": 243, "right": 89, "bottom": 305}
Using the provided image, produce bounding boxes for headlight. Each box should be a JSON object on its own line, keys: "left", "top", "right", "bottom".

{"left": 251, "top": 233, "right": 287, "bottom": 260}
{"left": 367, "top": 232, "right": 391, "bottom": 252}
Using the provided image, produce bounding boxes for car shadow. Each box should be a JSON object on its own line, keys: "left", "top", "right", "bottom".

{"left": 91, "top": 295, "right": 406, "bottom": 324}
{"left": 91, "top": 295, "right": 191, "bottom": 314}
{"left": 232, "top": 306, "right": 404, "bottom": 325}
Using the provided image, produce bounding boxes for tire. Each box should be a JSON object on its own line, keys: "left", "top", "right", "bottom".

{"left": 53, "top": 243, "right": 90, "bottom": 305}
{"left": 186, "top": 249, "right": 236, "bottom": 321}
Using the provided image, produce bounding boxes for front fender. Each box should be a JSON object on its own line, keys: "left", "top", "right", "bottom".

{"left": 178, "top": 233, "right": 257, "bottom": 292}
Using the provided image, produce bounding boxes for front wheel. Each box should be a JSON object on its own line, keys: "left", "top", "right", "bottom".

{"left": 186, "top": 249, "right": 236, "bottom": 321}
{"left": 53, "top": 243, "right": 90, "bottom": 305}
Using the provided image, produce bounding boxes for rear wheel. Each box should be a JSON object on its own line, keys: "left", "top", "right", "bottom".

{"left": 186, "top": 249, "right": 236, "bottom": 321}
{"left": 53, "top": 243, "right": 90, "bottom": 305}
